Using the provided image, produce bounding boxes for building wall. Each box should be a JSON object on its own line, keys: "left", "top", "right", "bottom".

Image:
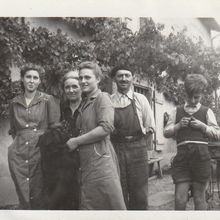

{"left": 11, "top": 17, "right": 88, "bottom": 82}
{"left": 152, "top": 18, "right": 212, "bottom": 46}
{"left": 25, "top": 17, "right": 84, "bottom": 40}
{"left": 153, "top": 91, "right": 177, "bottom": 169}
{"left": 154, "top": 91, "right": 176, "bottom": 153}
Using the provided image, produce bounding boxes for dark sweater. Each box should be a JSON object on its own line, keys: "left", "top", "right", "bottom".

{"left": 175, "top": 105, "right": 208, "bottom": 144}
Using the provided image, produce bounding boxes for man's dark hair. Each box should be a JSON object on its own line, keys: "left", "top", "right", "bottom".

{"left": 110, "top": 65, "right": 132, "bottom": 78}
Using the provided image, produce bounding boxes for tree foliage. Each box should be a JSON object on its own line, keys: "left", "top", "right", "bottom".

{"left": 0, "top": 17, "right": 220, "bottom": 117}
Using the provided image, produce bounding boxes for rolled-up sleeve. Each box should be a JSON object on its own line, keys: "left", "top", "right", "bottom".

{"left": 142, "top": 96, "right": 155, "bottom": 133}
{"left": 95, "top": 93, "right": 114, "bottom": 133}
{"left": 205, "top": 108, "right": 220, "bottom": 141}
{"left": 136, "top": 94, "right": 155, "bottom": 133}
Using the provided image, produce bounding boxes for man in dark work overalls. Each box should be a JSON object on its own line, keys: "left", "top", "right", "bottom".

{"left": 110, "top": 66, "right": 155, "bottom": 210}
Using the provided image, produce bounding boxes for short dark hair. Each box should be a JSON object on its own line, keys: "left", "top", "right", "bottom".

{"left": 110, "top": 65, "right": 132, "bottom": 78}
{"left": 20, "top": 63, "right": 45, "bottom": 78}
{"left": 20, "top": 63, "right": 44, "bottom": 91}
{"left": 184, "top": 74, "right": 208, "bottom": 95}
{"left": 78, "top": 61, "right": 103, "bottom": 79}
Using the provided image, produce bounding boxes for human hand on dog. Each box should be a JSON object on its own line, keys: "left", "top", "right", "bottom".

{"left": 66, "top": 138, "right": 79, "bottom": 151}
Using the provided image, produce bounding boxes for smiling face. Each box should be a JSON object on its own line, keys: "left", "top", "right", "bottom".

{"left": 79, "top": 68, "right": 100, "bottom": 95}
{"left": 21, "top": 70, "right": 41, "bottom": 93}
{"left": 114, "top": 69, "right": 133, "bottom": 93}
{"left": 64, "top": 78, "right": 81, "bottom": 102}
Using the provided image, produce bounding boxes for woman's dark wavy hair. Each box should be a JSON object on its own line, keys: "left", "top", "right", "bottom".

{"left": 20, "top": 63, "right": 45, "bottom": 91}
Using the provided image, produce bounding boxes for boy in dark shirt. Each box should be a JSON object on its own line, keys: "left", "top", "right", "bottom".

{"left": 164, "top": 74, "right": 220, "bottom": 210}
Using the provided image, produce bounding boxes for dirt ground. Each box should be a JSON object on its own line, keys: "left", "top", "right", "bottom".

{"left": 148, "top": 170, "right": 220, "bottom": 210}
{"left": 1, "top": 171, "right": 220, "bottom": 210}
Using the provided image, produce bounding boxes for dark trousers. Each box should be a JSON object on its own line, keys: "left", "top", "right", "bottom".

{"left": 112, "top": 138, "right": 148, "bottom": 210}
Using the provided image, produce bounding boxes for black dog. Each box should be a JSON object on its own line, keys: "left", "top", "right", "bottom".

{"left": 37, "top": 121, "right": 79, "bottom": 210}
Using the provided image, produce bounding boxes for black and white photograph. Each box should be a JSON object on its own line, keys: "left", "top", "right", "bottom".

{"left": 1, "top": 0, "right": 220, "bottom": 219}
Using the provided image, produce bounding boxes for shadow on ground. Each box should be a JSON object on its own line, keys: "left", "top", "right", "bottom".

{"left": 149, "top": 170, "right": 220, "bottom": 210}
{"left": 1, "top": 171, "right": 220, "bottom": 210}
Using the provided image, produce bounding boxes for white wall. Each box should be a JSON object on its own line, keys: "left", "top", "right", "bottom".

{"left": 153, "top": 18, "right": 212, "bottom": 46}
{"left": 154, "top": 91, "right": 176, "bottom": 152}
{"left": 127, "top": 17, "right": 212, "bottom": 46}
{"left": 153, "top": 91, "right": 177, "bottom": 168}
{"left": 25, "top": 17, "right": 85, "bottom": 40}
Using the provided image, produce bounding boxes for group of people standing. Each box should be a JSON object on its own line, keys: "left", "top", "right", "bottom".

{"left": 8, "top": 61, "right": 155, "bottom": 210}
{"left": 8, "top": 61, "right": 220, "bottom": 211}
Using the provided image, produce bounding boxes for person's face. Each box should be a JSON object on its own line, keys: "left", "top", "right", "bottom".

{"left": 64, "top": 78, "right": 81, "bottom": 102}
{"left": 21, "top": 70, "right": 41, "bottom": 93}
{"left": 114, "top": 70, "right": 133, "bottom": 93}
{"left": 79, "top": 68, "right": 100, "bottom": 95}
{"left": 186, "top": 92, "right": 203, "bottom": 107}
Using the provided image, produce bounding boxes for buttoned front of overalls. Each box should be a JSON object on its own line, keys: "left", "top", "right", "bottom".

{"left": 8, "top": 92, "right": 60, "bottom": 209}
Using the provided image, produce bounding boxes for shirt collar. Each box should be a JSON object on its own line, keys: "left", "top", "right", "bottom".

{"left": 61, "top": 99, "right": 81, "bottom": 118}
{"left": 184, "top": 102, "right": 201, "bottom": 108}
{"left": 82, "top": 89, "right": 101, "bottom": 100}
{"left": 13, "top": 91, "right": 43, "bottom": 107}
{"left": 116, "top": 88, "right": 134, "bottom": 100}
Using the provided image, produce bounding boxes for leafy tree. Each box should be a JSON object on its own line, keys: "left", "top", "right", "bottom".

{"left": 0, "top": 18, "right": 29, "bottom": 116}
{"left": 0, "top": 17, "right": 220, "bottom": 118}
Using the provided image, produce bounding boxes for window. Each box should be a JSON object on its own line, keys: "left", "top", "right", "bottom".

{"left": 134, "top": 85, "right": 152, "bottom": 106}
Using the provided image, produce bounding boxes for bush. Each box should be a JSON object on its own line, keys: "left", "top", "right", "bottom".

{"left": 0, "top": 17, "right": 220, "bottom": 117}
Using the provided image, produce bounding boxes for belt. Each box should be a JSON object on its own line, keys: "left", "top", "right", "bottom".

{"left": 16, "top": 128, "right": 45, "bottom": 136}
{"left": 111, "top": 135, "right": 144, "bottom": 143}
{"left": 177, "top": 141, "right": 208, "bottom": 147}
